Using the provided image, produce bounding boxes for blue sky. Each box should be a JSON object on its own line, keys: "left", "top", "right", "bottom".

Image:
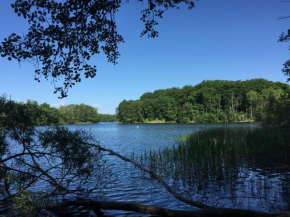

{"left": 0, "top": 0, "right": 290, "bottom": 114}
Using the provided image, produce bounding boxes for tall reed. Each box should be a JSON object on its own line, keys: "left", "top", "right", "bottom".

{"left": 139, "top": 127, "right": 290, "bottom": 183}
{"left": 136, "top": 126, "right": 290, "bottom": 211}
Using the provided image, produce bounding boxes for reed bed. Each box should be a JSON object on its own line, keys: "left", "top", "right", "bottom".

{"left": 132, "top": 127, "right": 290, "bottom": 211}
{"left": 138, "top": 127, "right": 290, "bottom": 184}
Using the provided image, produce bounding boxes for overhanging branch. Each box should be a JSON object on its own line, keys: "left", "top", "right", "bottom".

{"left": 89, "top": 143, "right": 290, "bottom": 217}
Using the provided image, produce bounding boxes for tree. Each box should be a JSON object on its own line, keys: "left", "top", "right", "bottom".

{"left": 264, "top": 88, "right": 290, "bottom": 129}
{"left": 279, "top": 26, "right": 290, "bottom": 82}
{"left": 0, "top": 95, "right": 109, "bottom": 216}
{"left": 0, "top": 0, "right": 196, "bottom": 98}
{"left": 117, "top": 79, "right": 288, "bottom": 123}
{"left": 99, "top": 114, "right": 117, "bottom": 122}
{"left": 2, "top": 95, "right": 290, "bottom": 216}
{"left": 39, "top": 103, "right": 60, "bottom": 125}
{"left": 246, "top": 90, "right": 258, "bottom": 119}
{"left": 59, "top": 103, "right": 100, "bottom": 124}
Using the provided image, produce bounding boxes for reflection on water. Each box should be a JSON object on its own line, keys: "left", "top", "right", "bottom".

{"left": 66, "top": 122, "right": 290, "bottom": 215}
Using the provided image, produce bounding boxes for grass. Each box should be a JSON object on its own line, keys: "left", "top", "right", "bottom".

{"left": 138, "top": 126, "right": 290, "bottom": 182}
{"left": 133, "top": 126, "right": 290, "bottom": 211}
{"left": 143, "top": 119, "right": 167, "bottom": 124}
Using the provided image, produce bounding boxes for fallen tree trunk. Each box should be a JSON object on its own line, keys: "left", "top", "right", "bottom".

{"left": 47, "top": 200, "right": 204, "bottom": 217}
{"left": 92, "top": 143, "right": 207, "bottom": 209}
{"left": 47, "top": 199, "right": 290, "bottom": 217}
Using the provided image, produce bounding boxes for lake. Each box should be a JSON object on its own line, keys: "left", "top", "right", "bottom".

{"left": 66, "top": 122, "right": 290, "bottom": 216}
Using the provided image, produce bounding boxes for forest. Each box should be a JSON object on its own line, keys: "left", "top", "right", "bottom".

{"left": 117, "top": 79, "right": 289, "bottom": 123}
{"left": 99, "top": 114, "right": 117, "bottom": 122}
{"left": 0, "top": 98, "right": 100, "bottom": 126}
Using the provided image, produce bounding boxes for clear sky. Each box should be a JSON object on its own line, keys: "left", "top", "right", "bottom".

{"left": 0, "top": 0, "right": 290, "bottom": 114}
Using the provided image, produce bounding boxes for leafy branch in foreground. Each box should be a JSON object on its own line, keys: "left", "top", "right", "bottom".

{"left": 0, "top": 126, "right": 109, "bottom": 216}
{"left": 0, "top": 0, "right": 196, "bottom": 98}
{"left": 0, "top": 95, "right": 109, "bottom": 216}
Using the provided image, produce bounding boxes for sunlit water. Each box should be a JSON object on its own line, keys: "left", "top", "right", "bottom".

{"left": 65, "top": 122, "right": 290, "bottom": 216}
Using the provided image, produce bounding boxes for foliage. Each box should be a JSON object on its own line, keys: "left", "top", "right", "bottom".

{"left": 0, "top": 96, "right": 59, "bottom": 127}
{"left": 0, "top": 95, "right": 100, "bottom": 126}
{"left": 0, "top": 0, "right": 196, "bottom": 98}
{"left": 59, "top": 104, "right": 100, "bottom": 124}
{"left": 279, "top": 28, "right": 290, "bottom": 82}
{"left": 117, "top": 79, "right": 289, "bottom": 123}
{"left": 99, "top": 114, "right": 117, "bottom": 122}
{"left": 0, "top": 95, "right": 109, "bottom": 216}
{"left": 264, "top": 87, "right": 290, "bottom": 129}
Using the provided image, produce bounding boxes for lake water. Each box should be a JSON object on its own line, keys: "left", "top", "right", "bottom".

{"left": 66, "top": 122, "right": 290, "bottom": 216}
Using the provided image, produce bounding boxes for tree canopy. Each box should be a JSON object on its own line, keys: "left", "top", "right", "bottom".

{"left": 117, "top": 79, "right": 289, "bottom": 123}
{"left": 279, "top": 23, "right": 290, "bottom": 82}
{"left": 0, "top": 96, "right": 100, "bottom": 126}
{"left": 99, "top": 113, "right": 117, "bottom": 122}
{"left": 0, "top": 95, "right": 109, "bottom": 216}
{"left": 0, "top": 0, "right": 196, "bottom": 98}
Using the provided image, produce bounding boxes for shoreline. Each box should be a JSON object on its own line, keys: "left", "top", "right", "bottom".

{"left": 117, "top": 120, "right": 257, "bottom": 124}
{"left": 56, "top": 120, "right": 257, "bottom": 125}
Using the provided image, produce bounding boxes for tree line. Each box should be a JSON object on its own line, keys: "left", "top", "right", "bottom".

{"left": 0, "top": 97, "right": 100, "bottom": 126}
{"left": 117, "top": 79, "right": 289, "bottom": 123}
{"left": 3, "top": 95, "right": 288, "bottom": 217}
{"left": 99, "top": 114, "right": 117, "bottom": 122}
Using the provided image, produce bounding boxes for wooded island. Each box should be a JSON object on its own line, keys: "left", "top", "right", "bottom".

{"left": 117, "top": 79, "right": 289, "bottom": 123}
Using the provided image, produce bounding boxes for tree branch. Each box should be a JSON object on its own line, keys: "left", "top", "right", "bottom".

{"left": 89, "top": 143, "right": 290, "bottom": 217}
{"left": 47, "top": 199, "right": 290, "bottom": 217}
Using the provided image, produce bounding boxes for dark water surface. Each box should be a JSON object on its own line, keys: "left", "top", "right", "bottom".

{"left": 66, "top": 122, "right": 290, "bottom": 216}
